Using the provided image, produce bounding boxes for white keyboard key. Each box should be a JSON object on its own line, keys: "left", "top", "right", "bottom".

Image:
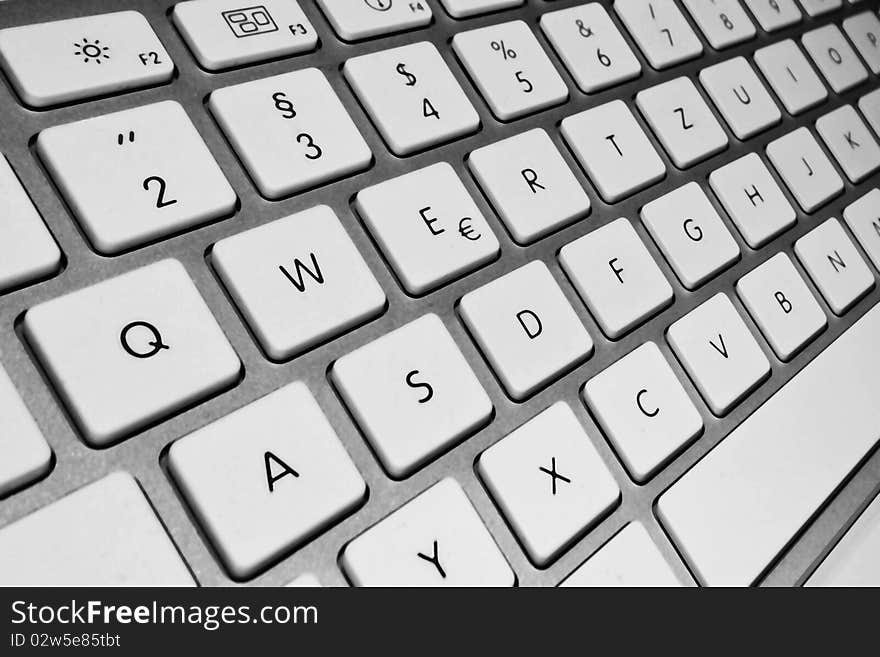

{"left": 287, "top": 573, "right": 321, "bottom": 587}
{"left": 561, "top": 100, "right": 666, "bottom": 203}
{"left": 802, "top": 24, "right": 868, "bottom": 93}
{"left": 844, "top": 189, "right": 880, "bottom": 271}
{"left": 681, "top": 0, "right": 756, "bottom": 50}
{"left": 468, "top": 129, "right": 590, "bottom": 244}
{"left": 478, "top": 402, "right": 620, "bottom": 566}
{"left": 584, "top": 342, "right": 703, "bottom": 482}
{"left": 794, "top": 218, "right": 874, "bottom": 315}
{"left": 438, "top": 0, "right": 524, "bottom": 19}
{"left": 736, "top": 252, "right": 827, "bottom": 360}
{"left": 459, "top": 261, "right": 594, "bottom": 400}
{"left": 37, "top": 101, "right": 236, "bottom": 254}
{"left": 0, "top": 365, "right": 51, "bottom": 497}
{"left": 540, "top": 3, "right": 642, "bottom": 94}
{"left": 859, "top": 88, "right": 880, "bottom": 138}
{"left": 23, "top": 259, "right": 241, "bottom": 446}
{"left": 169, "top": 382, "right": 365, "bottom": 579}
{"left": 0, "top": 472, "right": 193, "bottom": 586}
{"left": 699, "top": 57, "right": 781, "bottom": 140}
{"left": 173, "top": 0, "right": 317, "bottom": 71}
{"left": 317, "top": 0, "right": 432, "bottom": 41}
{"left": 209, "top": 68, "right": 371, "bottom": 200}
{"left": 816, "top": 104, "right": 880, "bottom": 183}
{"left": 766, "top": 127, "right": 843, "bottom": 213}
{"left": 561, "top": 523, "right": 682, "bottom": 587}
{"left": 332, "top": 314, "right": 492, "bottom": 478}
{"left": 344, "top": 42, "right": 480, "bottom": 156}
{"left": 843, "top": 11, "right": 880, "bottom": 74}
{"left": 614, "top": 0, "right": 703, "bottom": 70}
{"left": 807, "top": 490, "right": 880, "bottom": 587}
{"left": 559, "top": 218, "right": 673, "bottom": 339}
{"left": 342, "top": 477, "right": 514, "bottom": 586}
{"left": 666, "top": 293, "right": 770, "bottom": 415}
{"left": 0, "top": 155, "right": 61, "bottom": 293}
{"left": 0, "top": 11, "right": 173, "bottom": 107}
{"left": 657, "top": 301, "right": 880, "bottom": 586}
{"left": 212, "top": 206, "right": 386, "bottom": 361}
{"left": 640, "top": 182, "right": 741, "bottom": 290}
{"left": 796, "top": 0, "right": 842, "bottom": 16}
{"left": 635, "top": 77, "right": 729, "bottom": 169}
{"left": 709, "top": 153, "right": 796, "bottom": 248}
{"left": 355, "top": 163, "right": 499, "bottom": 295}
{"left": 742, "top": 0, "right": 802, "bottom": 32}
{"left": 453, "top": 20, "right": 568, "bottom": 121}
{"left": 754, "top": 39, "right": 828, "bottom": 116}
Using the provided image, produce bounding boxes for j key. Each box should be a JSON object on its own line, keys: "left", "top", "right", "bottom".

{"left": 742, "top": 0, "right": 802, "bottom": 33}
{"left": 342, "top": 478, "right": 514, "bottom": 586}
{"left": 844, "top": 189, "right": 880, "bottom": 272}
{"left": 173, "top": 0, "right": 317, "bottom": 71}
{"left": 681, "top": 0, "right": 756, "bottom": 50}
{"left": 209, "top": 68, "right": 372, "bottom": 200}
{"left": 802, "top": 24, "right": 868, "bottom": 94}
{"left": 452, "top": 20, "right": 568, "bottom": 121}
{"left": 843, "top": 11, "right": 880, "bottom": 75}
{"left": 753, "top": 39, "right": 828, "bottom": 116}
{"left": 766, "top": 127, "right": 843, "bottom": 213}
{"left": 0, "top": 364, "right": 51, "bottom": 498}
{"left": 614, "top": 0, "right": 703, "bottom": 70}
{"left": 0, "top": 155, "right": 61, "bottom": 294}
{"left": 815, "top": 105, "right": 880, "bottom": 184}
{"left": 699, "top": 57, "right": 781, "bottom": 141}
{"left": 212, "top": 205, "right": 386, "bottom": 361}
{"left": 344, "top": 42, "right": 480, "bottom": 156}
{"left": 318, "top": 0, "right": 432, "bottom": 41}
{"left": 169, "top": 382, "right": 366, "bottom": 579}
{"left": 438, "top": 0, "right": 524, "bottom": 19}
{"left": 0, "top": 472, "right": 194, "bottom": 586}
{"left": 37, "top": 101, "right": 236, "bottom": 255}
{"left": 0, "top": 11, "right": 171, "bottom": 107}
{"left": 23, "top": 259, "right": 241, "bottom": 447}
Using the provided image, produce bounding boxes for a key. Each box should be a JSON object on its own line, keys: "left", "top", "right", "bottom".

{"left": 437, "top": 0, "right": 524, "bottom": 19}
{"left": 796, "top": 0, "right": 842, "bottom": 16}
{"left": 0, "top": 11, "right": 173, "bottom": 108}
{"left": 559, "top": 218, "right": 674, "bottom": 339}
{"left": 355, "top": 162, "right": 499, "bottom": 295}
{"left": 640, "top": 182, "right": 741, "bottom": 290}
{"left": 765, "top": 127, "right": 843, "bottom": 213}
{"left": 0, "top": 155, "right": 61, "bottom": 294}
{"left": 0, "top": 364, "right": 51, "bottom": 498}
{"left": 802, "top": 24, "right": 868, "bottom": 94}
{"left": 843, "top": 189, "right": 880, "bottom": 272}
{"left": 459, "top": 261, "right": 594, "bottom": 401}
{"left": 344, "top": 42, "right": 480, "bottom": 156}
{"left": 169, "top": 382, "right": 366, "bottom": 579}
{"left": 753, "top": 39, "right": 828, "bottom": 116}
{"left": 317, "top": 0, "right": 432, "bottom": 41}
{"left": 37, "top": 101, "right": 236, "bottom": 255}
{"left": 540, "top": 3, "right": 642, "bottom": 94}
{"left": 708, "top": 152, "right": 797, "bottom": 249}
{"left": 794, "top": 218, "right": 874, "bottom": 315}
{"left": 635, "top": 77, "right": 729, "bottom": 169}
{"left": 212, "top": 205, "right": 386, "bottom": 361}
{"left": 742, "top": 0, "right": 802, "bottom": 32}
{"left": 561, "top": 100, "right": 667, "bottom": 203}
{"left": 843, "top": 11, "right": 880, "bottom": 75}
{"left": 657, "top": 301, "right": 880, "bottom": 586}
{"left": 681, "top": 0, "right": 756, "bottom": 50}
{"left": 209, "top": 68, "right": 371, "bottom": 200}
{"left": 583, "top": 341, "right": 703, "bottom": 482}
{"left": 478, "top": 402, "right": 620, "bottom": 566}
{"left": 23, "top": 259, "right": 241, "bottom": 447}
{"left": 452, "top": 20, "right": 568, "bottom": 121}
{"left": 666, "top": 293, "right": 771, "bottom": 416}
{"left": 331, "top": 314, "right": 493, "bottom": 478}
{"left": 468, "top": 128, "right": 591, "bottom": 244}
{"left": 0, "top": 472, "right": 194, "bottom": 586}
{"left": 699, "top": 56, "right": 781, "bottom": 140}
{"left": 614, "top": 0, "right": 703, "bottom": 70}
{"left": 342, "top": 478, "right": 514, "bottom": 586}
{"left": 815, "top": 104, "right": 880, "bottom": 184}
{"left": 736, "top": 252, "right": 827, "bottom": 361}
{"left": 561, "top": 523, "right": 682, "bottom": 587}
{"left": 807, "top": 489, "right": 880, "bottom": 586}
{"left": 173, "top": 0, "right": 317, "bottom": 71}
{"left": 859, "top": 88, "right": 880, "bottom": 138}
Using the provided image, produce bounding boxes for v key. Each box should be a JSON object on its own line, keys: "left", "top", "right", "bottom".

{"left": 709, "top": 333, "right": 728, "bottom": 358}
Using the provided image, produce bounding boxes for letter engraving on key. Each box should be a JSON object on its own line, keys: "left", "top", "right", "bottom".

{"left": 606, "top": 134, "right": 623, "bottom": 156}
{"left": 278, "top": 254, "right": 324, "bottom": 292}
{"left": 745, "top": 185, "right": 764, "bottom": 206}
{"left": 405, "top": 369, "right": 434, "bottom": 404}
{"left": 264, "top": 451, "right": 299, "bottom": 493}
{"left": 137, "top": 52, "right": 162, "bottom": 66}
{"left": 637, "top": 388, "right": 660, "bottom": 417}
{"left": 828, "top": 47, "right": 842, "bottom": 65}
{"left": 709, "top": 333, "right": 729, "bottom": 358}
{"left": 845, "top": 131, "right": 860, "bottom": 149}
{"left": 272, "top": 91, "right": 297, "bottom": 119}
{"left": 828, "top": 250, "right": 846, "bottom": 272}
{"left": 521, "top": 168, "right": 545, "bottom": 194}
{"left": 674, "top": 107, "right": 694, "bottom": 130}
{"left": 609, "top": 258, "right": 625, "bottom": 283}
{"left": 416, "top": 540, "right": 446, "bottom": 578}
{"left": 120, "top": 321, "right": 170, "bottom": 359}
{"left": 516, "top": 309, "right": 543, "bottom": 339}
{"left": 733, "top": 85, "right": 751, "bottom": 105}
{"left": 802, "top": 157, "right": 814, "bottom": 177}
{"left": 419, "top": 207, "right": 445, "bottom": 235}
{"left": 538, "top": 457, "right": 571, "bottom": 495}
{"left": 683, "top": 218, "right": 703, "bottom": 241}
{"left": 775, "top": 290, "right": 792, "bottom": 314}
{"left": 458, "top": 217, "right": 481, "bottom": 241}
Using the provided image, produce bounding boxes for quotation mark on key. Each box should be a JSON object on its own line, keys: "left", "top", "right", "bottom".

{"left": 117, "top": 131, "right": 135, "bottom": 146}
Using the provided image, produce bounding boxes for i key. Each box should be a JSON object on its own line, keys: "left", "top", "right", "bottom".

{"left": 753, "top": 39, "right": 828, "bottom": 116}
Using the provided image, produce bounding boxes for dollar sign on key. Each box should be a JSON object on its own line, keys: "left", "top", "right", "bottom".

{"left": 272, "top": 91, "right": 296, "bottom": 119}
{"left": 396, "top": 63, "right": 417, "bottom": 87}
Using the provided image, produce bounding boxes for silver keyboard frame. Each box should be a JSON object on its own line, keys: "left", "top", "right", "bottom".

{"left": 1, "top": 0, "right": 880, "bottom": 587}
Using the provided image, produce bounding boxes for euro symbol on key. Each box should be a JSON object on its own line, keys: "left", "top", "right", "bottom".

{"left": 120, "top": 321, "right": 170, "bottom": 359}
{"left": 458, "top": 217, "right": 481, "bottom": 241}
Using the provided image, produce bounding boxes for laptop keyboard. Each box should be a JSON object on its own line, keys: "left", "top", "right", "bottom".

{"left": 0, "top": 0, "right": 879, "bottom": 587}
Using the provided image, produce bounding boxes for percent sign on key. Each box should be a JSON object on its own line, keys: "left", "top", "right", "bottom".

{"left": 490, "top": 40, "right": 517, "bottom": 60}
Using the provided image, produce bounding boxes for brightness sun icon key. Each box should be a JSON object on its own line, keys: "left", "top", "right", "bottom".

{"left": 74, "top": 38, "right": 110, "bottom": 64}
